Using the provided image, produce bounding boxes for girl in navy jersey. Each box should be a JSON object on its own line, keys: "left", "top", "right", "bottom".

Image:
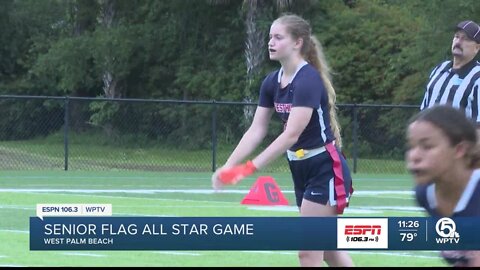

{"left": 211, "top": 14, "right": 354, "bottom": 267}
{"left": 406, "top": 105, "right": 480, "bottom": 267}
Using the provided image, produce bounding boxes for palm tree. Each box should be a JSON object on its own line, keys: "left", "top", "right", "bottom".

{"left": 243, "top": 0, "right": 292, "bottom": 100}
{"left": 208, "top": 0, "right": 294, "bottom": 124}
{"left": 97, "top": 0, "right": 118, "bottom": 99}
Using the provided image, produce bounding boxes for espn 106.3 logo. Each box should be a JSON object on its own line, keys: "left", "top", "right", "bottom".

{"left": 337, "top": 218, "right": 388, "bottom": 249}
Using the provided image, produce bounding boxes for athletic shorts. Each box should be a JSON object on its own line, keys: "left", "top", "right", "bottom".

{"left": 287, "top": 144, "right": 353, "bottom": 211}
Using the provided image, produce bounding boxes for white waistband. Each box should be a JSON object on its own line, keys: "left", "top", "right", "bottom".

{"left": 287, "top": 146, "right": 326, "bottom": 161}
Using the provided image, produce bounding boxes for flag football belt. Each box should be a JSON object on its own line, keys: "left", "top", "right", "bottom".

{"left": 286, "top": 146, "right": 326, "bottom": 161}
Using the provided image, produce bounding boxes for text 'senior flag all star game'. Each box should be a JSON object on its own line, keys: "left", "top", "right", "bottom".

{"left": 241, "top": 176, "right": 289, "bottom": 205}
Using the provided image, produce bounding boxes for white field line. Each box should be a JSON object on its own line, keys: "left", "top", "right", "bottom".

{"left": 0, "top": 188, "right": 420, "bottom": 215}
{"left": 59, "top": 252, "right": 107, "bottom": 257}
{"left": 0, "top": 176, "right": 207, "bottom": 180}
{"left": 0, "top": 188, "right": 416, "bottom": 209}
{"left": 0, "top": 204, "right": 387, "bottom": 215}
{"left": 350, "top": 251, "right": 440, "bottom": 260}
{"left": 0, "top": 188, "right": 413, "bottom": 196}
{"left": 0, "top": 192, "right": 242, "bottom": 206}
{"left": 0, "top": 229, "right": 29, "bottom": 234}
{"left": 0, "top": 203, "right": 420, "bottom": 212}
{"left": 245, "top": 205, "right": 423, "bottom": 213}
{"left": 152, "top": 251, "right": 202, "bottom": 256}
{"left": 240, "top": 250, "right": 439, "bottom": 259}
{"left": 0, "top": 205, "right": 32, "bottom": 210}
{"left": 0, "top": 255, "right": 22, "bottom": 267}
{"left": 0, "top": 250, "right": 439, "bottom": 262}
{"left": 0, "top": 175, "right": 411, "bottom": 181}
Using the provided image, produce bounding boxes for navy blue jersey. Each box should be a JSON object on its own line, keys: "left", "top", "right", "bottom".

{"left": 415, "top": 169, "right": 480, "bottom": 217}
{"left": 258, "top": 62, "right": 334, "bottom": 151}
{"left": 415, "top": 169, "right": 480, "bottom": 266}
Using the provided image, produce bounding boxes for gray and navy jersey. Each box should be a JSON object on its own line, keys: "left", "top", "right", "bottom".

{"left": 258, "top": 63, "right": 334, "bottom": 151}
{"left": 420, "top": 60, "right": 480, "bottom": 124}
{"left": 415, "top": 169, "right": 480, "bottom": 217}
{"left": 415, "top": 169, "right": 480, "bottom": 266}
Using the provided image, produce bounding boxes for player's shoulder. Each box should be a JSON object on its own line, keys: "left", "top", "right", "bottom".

{"left": 414, "top": 183, "right": 431, "bottom": 211}
{"left": 414, "top": 183, "right": 428, "bottom": 198}
{"left": 468, "top": 169, "right": 480, "bottom": 200}
{"left": 453, "top": 169, "right": 480, "bottom": 216}
{"left": 264, "top": 69, "right": 280, "bottom": 82}
{"left": 298, "top": 64, "right": 320, "bottom": 77}
{"left": 260, "top": 69, "right": 280, "bottom": 90}
{"left": 294, "top": 64, "right": 323, "bottom": 85}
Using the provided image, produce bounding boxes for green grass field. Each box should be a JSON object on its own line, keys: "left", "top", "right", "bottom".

{"left": 0, "top": 170, "right": 447, "bottom": 267}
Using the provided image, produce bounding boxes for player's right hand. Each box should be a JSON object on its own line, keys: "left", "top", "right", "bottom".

{"left": 218, "top": 160, "right": 256, "bottom": 185}
{"left": 211, "top": 169, "right": 225, "bottom": 191}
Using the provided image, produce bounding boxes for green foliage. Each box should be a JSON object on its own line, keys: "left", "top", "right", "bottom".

{"left": 33, "top": 36, "right": 97, "bottom": 93}
{"left": 0, "top": 98, "right": 64, "bottom": 140}
{"left": 320, "top": 0, "right": 420, "bottom": 104}
{"left": 89, "top": 101, "right": 120, "bottom": 126}
{"left": 0, "top": 0, "right": 67, "bottom": 94}
{"left": 1, "top": 0, "right": 480, "bottom": 158}
{"left": 2, "top": 0, "right": 479, "bottom": 102}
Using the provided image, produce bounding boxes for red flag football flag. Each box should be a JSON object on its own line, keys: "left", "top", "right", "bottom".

{"left": 241, "top": 176, "right": 289, "bottom": 205}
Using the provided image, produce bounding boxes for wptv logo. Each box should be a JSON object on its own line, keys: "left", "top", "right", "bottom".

{"left": 337, "top": 218, "right": 388, "bottom": 249}
{"left": 435, "top": 217, "right": 460, "bottom": 244}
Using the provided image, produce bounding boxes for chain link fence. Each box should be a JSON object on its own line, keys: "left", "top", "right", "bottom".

{"left": 0, "top": 95, "right": 419, "bottom": 174}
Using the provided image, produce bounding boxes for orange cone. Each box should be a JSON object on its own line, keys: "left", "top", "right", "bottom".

{"left": 241, "top": 176, "right": 289, "bottom": 205}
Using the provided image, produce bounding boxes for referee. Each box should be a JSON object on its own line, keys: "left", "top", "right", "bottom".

{"left": 421, "top": 20, "right": 480, "bottom": 124}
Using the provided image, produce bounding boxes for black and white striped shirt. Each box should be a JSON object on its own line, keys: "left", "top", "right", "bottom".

{"left": 421, "top": 60, "right": 480, "bottom": 124}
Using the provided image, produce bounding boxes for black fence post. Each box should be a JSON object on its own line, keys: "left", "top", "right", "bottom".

{"left": 211, "top": 100, "right": 218, "bottom": 172}
{"left": 64, "top": 96, "right": 70, "bottom": 171}
{"left": 352, "top": 104, "right": 358, "bottom": 173}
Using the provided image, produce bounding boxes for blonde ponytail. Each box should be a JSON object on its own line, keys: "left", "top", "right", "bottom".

{"left": 306, "top": 36, "right": 343, "bottom": 148}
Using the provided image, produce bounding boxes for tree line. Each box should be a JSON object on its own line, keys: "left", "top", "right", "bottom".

{"left": 0, "top": 0, "right": 479, "bottom": 150}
